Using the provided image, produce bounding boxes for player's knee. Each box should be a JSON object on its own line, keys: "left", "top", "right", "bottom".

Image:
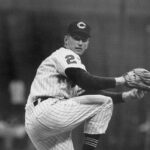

{"left": 100, "top": 95, "right": 112, "bottom": 105}
{"left": 104, "top": 96, "right": 113, "bottom": 113}
{"left": 107, "top": 96, "right": 113, "bottom": 104}
{"left": 101, "top": 96, "right": 113, "bottom": 112}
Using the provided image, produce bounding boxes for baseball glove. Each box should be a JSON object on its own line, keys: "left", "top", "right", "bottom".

{"left": 123, "top": 68, "right": 150, "bottom": 91}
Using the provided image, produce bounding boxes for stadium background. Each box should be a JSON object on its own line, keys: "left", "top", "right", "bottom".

{"left": 0, "top": 0, "right": 150, "bottom": 150}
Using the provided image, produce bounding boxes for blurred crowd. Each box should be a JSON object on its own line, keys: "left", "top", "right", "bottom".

{"left": 0, "top": 33, "right": 32, "bottom": 149}
{"left": 0, "top": 8, "right": 64, "bottom": 149}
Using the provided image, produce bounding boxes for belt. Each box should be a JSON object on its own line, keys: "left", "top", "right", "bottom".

{"left": 33, "top": 96, "right": 55, "bottom": 106}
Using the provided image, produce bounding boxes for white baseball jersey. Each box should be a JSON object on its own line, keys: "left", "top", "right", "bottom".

{"left": 26, "top": 47, "right": 85, "bottom": 105}
{"left": 25, "top": 47, "right": 113, "bottom": 150}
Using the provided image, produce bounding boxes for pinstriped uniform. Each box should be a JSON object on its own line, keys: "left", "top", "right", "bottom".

{"left": 25, "top": 47, "right": 113, "bottom": 150}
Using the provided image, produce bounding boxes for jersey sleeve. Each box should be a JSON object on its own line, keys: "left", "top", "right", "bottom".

{"left": 52, "top": 48, "right": 86, "bottom": 76}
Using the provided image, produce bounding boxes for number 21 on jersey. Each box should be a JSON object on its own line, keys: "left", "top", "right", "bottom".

{"left": 65, "top": 55, "right": 77, "bottom": 64}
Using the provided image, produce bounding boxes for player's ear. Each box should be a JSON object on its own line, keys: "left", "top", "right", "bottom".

{"left": 64, "top": 35, "right": 68, "bottom": 43}
{"left": 64, "top": 35, "right": 69, "bottom": 46}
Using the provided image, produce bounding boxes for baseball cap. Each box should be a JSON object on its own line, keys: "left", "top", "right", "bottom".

{"left": 67, "top": 21, "right": 91, "bottom": 39}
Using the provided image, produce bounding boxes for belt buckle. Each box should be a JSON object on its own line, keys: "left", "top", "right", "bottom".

{"left": 33, "top": 98, "right": 41, "bottom": 106}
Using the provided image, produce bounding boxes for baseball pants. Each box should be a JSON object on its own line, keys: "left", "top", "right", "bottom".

{"left": 25, "top": 95, "right": 113, "bottom": 150}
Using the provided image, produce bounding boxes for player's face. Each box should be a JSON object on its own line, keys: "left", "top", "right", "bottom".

{"left": 64, "top": 35, "right": 89, "bottom": 55}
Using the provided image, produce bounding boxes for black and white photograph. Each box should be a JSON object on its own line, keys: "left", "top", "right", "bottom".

{"left": 0, "top": 0, "right": 150, "bottom": 150}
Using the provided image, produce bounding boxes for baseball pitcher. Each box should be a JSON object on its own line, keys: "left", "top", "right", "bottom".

{"left": 25, "top": 21, "right": 147, "bottom": 150}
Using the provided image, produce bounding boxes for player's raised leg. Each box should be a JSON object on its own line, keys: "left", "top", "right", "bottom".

{"left": 80, "top": 95, "right": 113, "bottom": 150}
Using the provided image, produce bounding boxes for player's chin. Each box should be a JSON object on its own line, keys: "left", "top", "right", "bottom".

{"left": 75, "top": 49, "right": 85, "bottom": 55}
{"left": 77, "top": 52, "right": 84, "bottom": 55}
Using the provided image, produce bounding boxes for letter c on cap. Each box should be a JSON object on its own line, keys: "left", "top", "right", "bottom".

{"left": 77, "top": 22, "right": 86, "bottom": 29}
